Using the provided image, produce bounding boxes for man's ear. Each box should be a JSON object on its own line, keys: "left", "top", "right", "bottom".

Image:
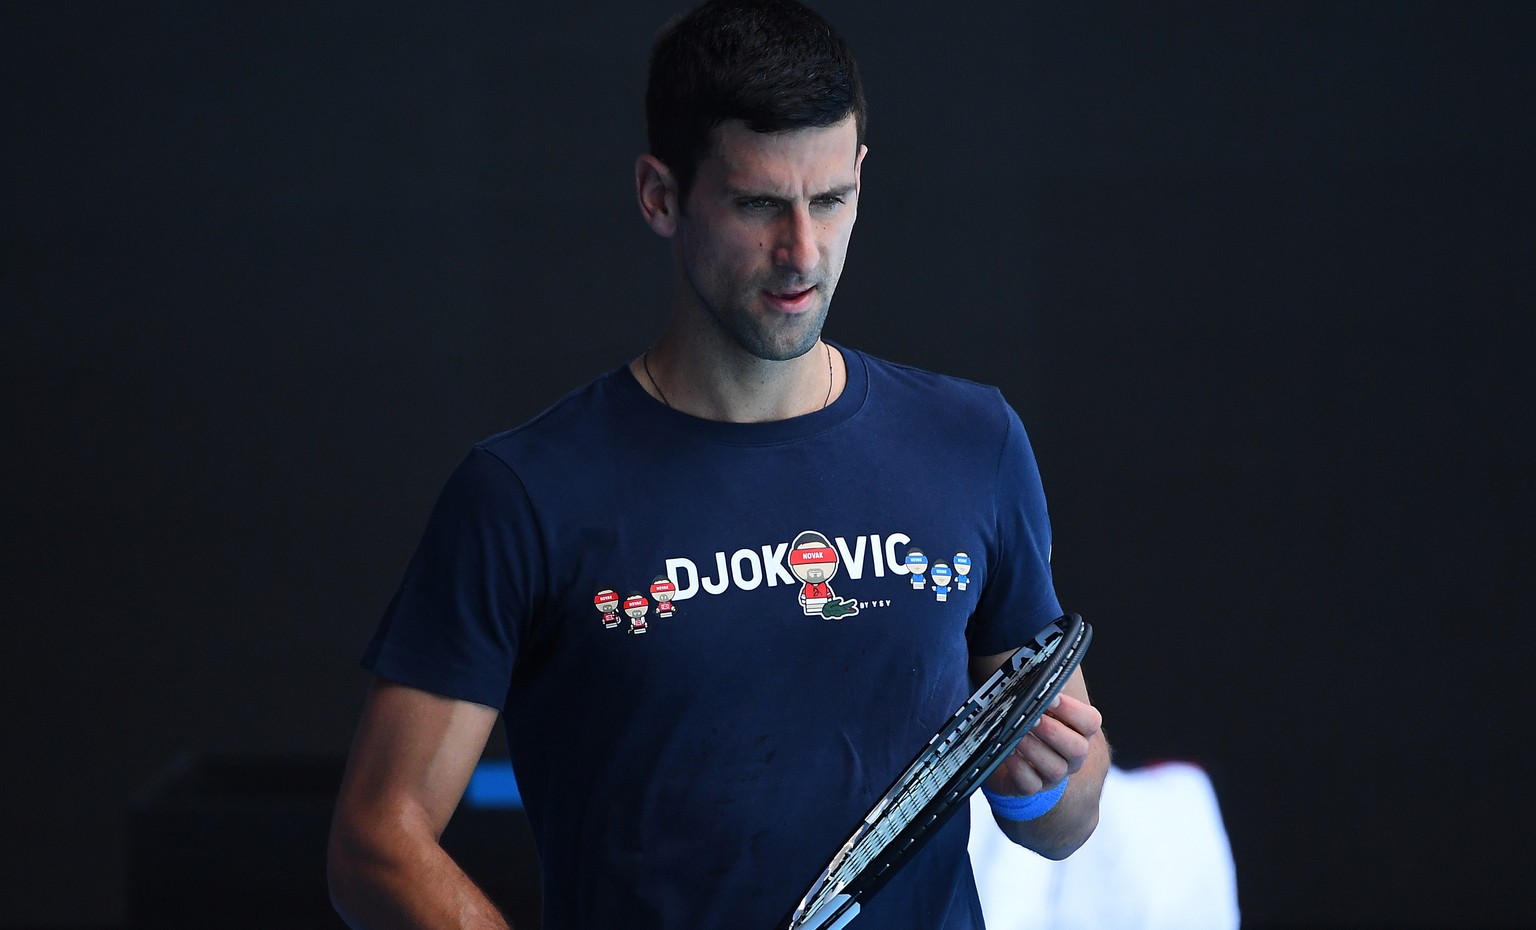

{"left": 636, "top": 154, "right": 680, "bottom": 237}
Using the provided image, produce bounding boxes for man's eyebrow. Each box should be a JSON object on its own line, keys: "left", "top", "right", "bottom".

{"left": 813, "top": 184, "right": 858, "bottom": 200}
{"left": 725, "top": 183, "right": 857, "bottom": 201}
{"left": 725, "top": 186, "right": 782, "bottom": 201}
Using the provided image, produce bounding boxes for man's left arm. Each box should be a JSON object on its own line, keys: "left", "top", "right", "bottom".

{"left": 968, "top": 657, "right": 1110, "bottom": 859}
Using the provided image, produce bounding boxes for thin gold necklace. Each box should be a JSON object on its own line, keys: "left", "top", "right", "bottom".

{"left": 641, "top": 348, "right": 672, "bottom": 409}
{"left": 643, "top": 343, "right": 833, "bottom": 412}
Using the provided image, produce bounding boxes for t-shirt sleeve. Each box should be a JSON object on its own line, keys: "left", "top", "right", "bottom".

{"left": 967, "top": 396, "right": 1063, "bottom": 656}
{"left": 361, "top": 445, "right": 544, "bottom": 710}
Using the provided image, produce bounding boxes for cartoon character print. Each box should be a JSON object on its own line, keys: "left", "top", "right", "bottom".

{"left": 622, "top": 591, "right": 650, "bottom": 634}
{"left": 593, "top": 589, "right": 621, "bottom": 628}
{"left": 593, "top": 576, "right": 674, "bottom": 638}
{"left": 650, "top": 575, "right": 677, "bottom": 618}
{"left": 788, "top": 530, "right": 860, "bottom": 620}
{"left": 930, "top": 562, "right": 952, "bottom": 602}
{"left": 905, "top": 548, "right": 929, "bottom": 589}
{"left": 898, "top": 544, "right": 974, "bottom": 606}
{"left": 953, "top": 552, "right": 972, "bottom": 591}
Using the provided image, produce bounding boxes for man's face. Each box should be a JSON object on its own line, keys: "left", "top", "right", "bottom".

{"left": 674, "top": 116, "right": 865, "bottom": 362}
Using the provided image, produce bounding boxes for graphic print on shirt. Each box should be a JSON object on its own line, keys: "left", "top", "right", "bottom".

{"left": 621, "top": 591, "right": 650, "bottom": 634}
{"left": 931, "top": 562, "right": 952, "bottom": 602}
{"left": 590, "top": 531, "right": 988, "bottom": 635}
{"left": 787, "top": 529, "right": 861, "bottom": 620}
{"left": 650, "top": 575, "right": 678, "bottom": 618}
{"left": 593, "top": 589, "right": 621, "bottom": 628}
{"left": 905, "top": 548, "right": 929, "bottom": 589}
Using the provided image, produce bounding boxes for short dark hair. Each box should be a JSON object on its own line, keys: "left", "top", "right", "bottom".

{"left": 646, "top": 0, "right": 867, "bottom": 206}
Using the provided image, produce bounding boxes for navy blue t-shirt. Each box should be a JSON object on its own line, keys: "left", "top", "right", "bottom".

{"left": 364, "top": 347, "right": 1062, "bottom": 930}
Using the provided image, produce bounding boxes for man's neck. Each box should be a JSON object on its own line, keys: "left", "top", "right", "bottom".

{"left": 632, "top": 333, "right": 845, "bottom": 423}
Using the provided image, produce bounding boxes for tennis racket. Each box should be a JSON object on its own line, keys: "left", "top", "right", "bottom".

{"left": 781, "top": 612, "right": 1092, "bottom": 930}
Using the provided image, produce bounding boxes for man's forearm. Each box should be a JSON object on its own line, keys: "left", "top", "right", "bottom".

{"left": 991, "top": 731, "right": 1111, "bottom": 859}
{"left": 328, "top": 826, "right": 511, "bottom": 930}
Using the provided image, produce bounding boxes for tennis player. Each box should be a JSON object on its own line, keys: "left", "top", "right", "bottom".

{"left": 328, "top": 2, "right": 1109, "bottom": 928}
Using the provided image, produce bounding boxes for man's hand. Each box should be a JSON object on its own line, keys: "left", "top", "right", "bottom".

{"left": 983, "top": 691, "right": 1102, "bottom": 797}
{"left": 965, "top": 660, "right": 1110, "bottom": 859}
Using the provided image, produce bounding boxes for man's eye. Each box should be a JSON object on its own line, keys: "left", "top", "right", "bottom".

{"left": 741, "top": 199, "right": 778, "bottom": 211}
{"left": 812, "top": 196, "right": 845, "bottom": 210}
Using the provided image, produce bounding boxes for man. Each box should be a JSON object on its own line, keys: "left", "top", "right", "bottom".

{"left": 327, "top": 2, "right": 1108, "bottom": 929}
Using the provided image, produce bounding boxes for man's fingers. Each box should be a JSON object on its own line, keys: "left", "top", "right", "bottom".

{"left": 1040, "top": 693, "right": 1102, "bottom": 741}
{"left": 984, "top": 693, "right": 1102, "bottom": 798}
{"left": 985, "top": 746, "right": 1050, "bottom": 796}
{"left": 1023, "top": 718, "right": 1090, "bottom": 775}
{"left": 1015, "top": 731, "right": 1073, "bottom": 784}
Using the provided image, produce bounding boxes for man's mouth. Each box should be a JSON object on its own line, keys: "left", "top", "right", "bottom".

{"left": 763, "top": 285, "right": 817, "bottom": 313}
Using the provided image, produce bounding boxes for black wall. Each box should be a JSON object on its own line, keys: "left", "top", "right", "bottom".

{"left": 4, "top": 2, "right": 1532, "bottom": 927}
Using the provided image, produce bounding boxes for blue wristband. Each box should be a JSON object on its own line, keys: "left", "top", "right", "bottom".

{"left": 981, "top": 777, "right": 1069, "bottom": 822}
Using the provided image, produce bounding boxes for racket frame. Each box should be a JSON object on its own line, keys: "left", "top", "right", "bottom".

{"left": 782, "top": 613, "right": 1092, "bottom": 930}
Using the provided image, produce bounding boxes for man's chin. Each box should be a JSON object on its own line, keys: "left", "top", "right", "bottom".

{"left": 696, "top": 289, "right": 830, "bottom": 361}
{"left": 745, "top": 333, "right": 824, "bottom": 363}
{"left": 745, "top": 308, "right": 829, "bottom": 361}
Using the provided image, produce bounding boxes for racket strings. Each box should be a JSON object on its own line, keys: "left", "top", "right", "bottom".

{"left": 786, "top": 617, "right": 1088, "bottom": 930}
{"left": 841, "top": 693, "right": 1020, "bottom": 871}
{"left": 804, "top": 684, "right": 1029, "bottom": 917}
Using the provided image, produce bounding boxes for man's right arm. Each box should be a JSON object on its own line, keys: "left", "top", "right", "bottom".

{"left": 328, "top": 677, "right": 510, "bottom": 930}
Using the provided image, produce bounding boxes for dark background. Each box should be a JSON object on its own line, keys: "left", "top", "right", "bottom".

{"left": 3, "top": 2, "right": 1532, "bottom": 928}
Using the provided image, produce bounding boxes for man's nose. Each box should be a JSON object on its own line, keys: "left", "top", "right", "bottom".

{"left": 773, "top": 205, "right": 818, "bottom": 275}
